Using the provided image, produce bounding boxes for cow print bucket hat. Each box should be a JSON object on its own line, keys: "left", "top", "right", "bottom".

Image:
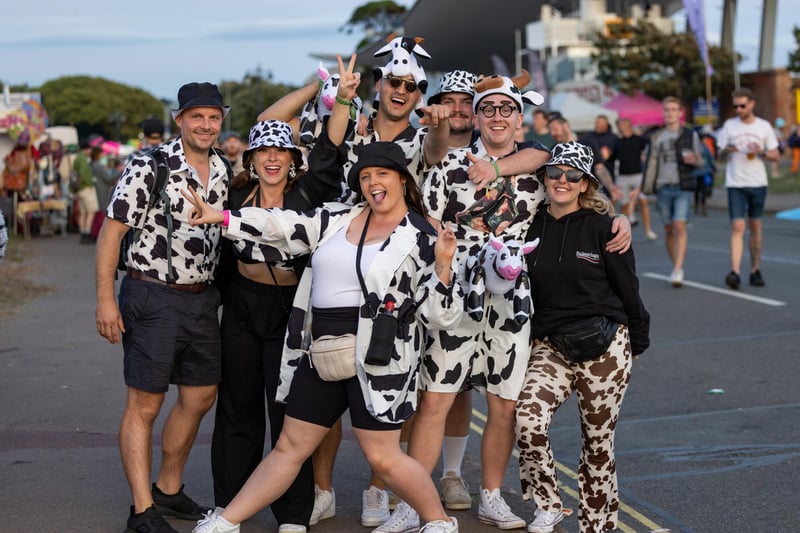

{"left": 243, "top": 120, "right": 303, "bottom": 164}
{"left": 546, "top": 141, "right": 599, "bottom": 185}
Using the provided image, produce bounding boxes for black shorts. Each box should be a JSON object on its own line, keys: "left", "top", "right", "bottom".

{"left": 119, "top": 277, "right": 222, "bottom": 393}
{"left": 285, "top": 354, "right": 401, "bottom": 431}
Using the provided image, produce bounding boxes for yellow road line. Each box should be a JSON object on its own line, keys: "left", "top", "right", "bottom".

{"left": 471, "top": 408, "right": 666, "bottom": 532}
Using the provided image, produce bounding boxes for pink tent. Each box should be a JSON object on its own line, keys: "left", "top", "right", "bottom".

{"left": 604, "top": 91, "right": 685, "bottom": 127}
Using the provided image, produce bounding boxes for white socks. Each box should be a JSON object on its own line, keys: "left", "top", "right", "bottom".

{"left": 441, "top": 435, "right": 468, "bottom": 478}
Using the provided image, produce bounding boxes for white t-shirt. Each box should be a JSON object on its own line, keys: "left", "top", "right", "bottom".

{"left": 716, "top": 116, "right": 779, "bottom": 188}
{"left": 310, "top": 225, "right": 380, "bottom": 308}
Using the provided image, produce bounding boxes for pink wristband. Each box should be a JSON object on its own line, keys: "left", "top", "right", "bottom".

{"left": 222, "top": 210, "right": 230, "bottom": 227}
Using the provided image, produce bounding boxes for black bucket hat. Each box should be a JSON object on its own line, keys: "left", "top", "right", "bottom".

{"left": 171, "top": 82, "right": 230, "bottom": 119}
{"left": 347, "top": 142, "right": 412, "bottom": 193}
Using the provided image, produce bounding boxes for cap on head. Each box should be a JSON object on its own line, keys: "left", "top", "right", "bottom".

{"left": 427, "top": 70, "right": 476, "bottom": 105}
{"left": 243, "top": 120, "right": 302, "bottom": 164}
{"left": 473, "top": 70, "right": 544, "bottom": 114}
{"left": 347, "top": 142, "right": 412, "bottom": 193}
{"left": 171, "top": 82, "right": 230, "bottom": 120}
{"left": 546, "top": 141, "right": 599, "bottom": 185}
{"left": 141, "top": 118, "right": 165, "bottom": 139}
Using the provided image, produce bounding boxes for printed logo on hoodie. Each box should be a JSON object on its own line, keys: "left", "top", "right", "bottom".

{"left": 576, "top": 251, "right": 600, "bottom": 264}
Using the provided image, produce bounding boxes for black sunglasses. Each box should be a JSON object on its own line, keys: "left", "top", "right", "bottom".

{"left": 385, "top": 76, "right": 418, "bottom": 93}
{"left": 478, "top": 103, "right": 516, "bottom": 118}
{"left": 733, "top": 103, "right": 748, "bottom": 109}
{"left": 545, "top": 166, "right": 584, "bottom": 183}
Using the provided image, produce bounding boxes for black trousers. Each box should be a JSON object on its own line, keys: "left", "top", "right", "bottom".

{"left": 211, "top": 272, "right": 313, "bottom": 526}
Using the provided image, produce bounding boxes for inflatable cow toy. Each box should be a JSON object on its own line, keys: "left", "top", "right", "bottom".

{"left": 299, "top": 63, "right": 363, "bottom": 146}
{"left": 465, "top": 235, "right": 539, "bottom": 325}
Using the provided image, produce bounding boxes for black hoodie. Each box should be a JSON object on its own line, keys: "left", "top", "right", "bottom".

{"left": 525, "top": 206, "right": 650, "bottom": 355}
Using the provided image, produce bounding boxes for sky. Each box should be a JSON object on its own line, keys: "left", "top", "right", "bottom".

{"left": 1, "top": 0, "right": 797, "bottom": 102}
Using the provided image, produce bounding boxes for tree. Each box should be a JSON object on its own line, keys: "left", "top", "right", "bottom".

{"left": 219, "top": 69, "right": 298, "bottom": 137}
{"left": 38, "top": 76, "right": 163, "bottom": 142}
{"left": 591, "top": 20, "right": 738, "bottom": 111}
{"left": 788, "top": 25, "right": 800, "bottom": 73}
{"left": 340, "top": 1, "right": 407, "bottom": 49}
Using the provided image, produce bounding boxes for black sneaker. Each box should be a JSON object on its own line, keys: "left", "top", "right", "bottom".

{"left": 750, "top": 270, "right": 765, "bottom": 287}
{"left": 126, "top": 505, "right": 179, "bottom": 533}
{"left": 151, "top": 483, "right": 212, "bottom": 520}
{"left": 724, "top": 271, "right": 740, "bottom": 289}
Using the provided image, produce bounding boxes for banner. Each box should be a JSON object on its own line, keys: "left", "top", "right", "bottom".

{"left": 683, "top": 0, "right": 713, "bottom": 76}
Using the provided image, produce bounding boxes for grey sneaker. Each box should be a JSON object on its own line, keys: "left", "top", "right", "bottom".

{"left": 310, "top": 485, "right": 335, "bottom": 525}
{"left": 477, "top": 487, "right": 526, "bottom": 530}
{"left": 362, "top": 485, "right": 390, "bottom": 527}
{"left": 192, "top": 508, "right": 239, "bottom": 533}
{"left": 527, "top": 508, "right": 563, "bottom": 533}
{"left": 440, "top": 472, "right": 471, "bottom": 510}
{"left": 374, "top": 501, "right": 419, "bottom": 533}
{"left": 419, "top": 517, "right": 459, "bottom": 532}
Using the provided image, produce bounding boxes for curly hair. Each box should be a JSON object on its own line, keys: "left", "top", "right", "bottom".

{"left": 578, "top": 180, "right": 615, "bottom": 216}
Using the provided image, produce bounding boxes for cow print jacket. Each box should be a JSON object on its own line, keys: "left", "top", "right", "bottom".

{"left": 108, "top": 137, "right": 229, "bottom": 283}
{"left": 224, "top": 202, "right": 464, "bottom": 424}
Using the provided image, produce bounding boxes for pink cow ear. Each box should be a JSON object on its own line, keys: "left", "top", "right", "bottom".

{"left": 317, "top": 62, "right": 330, "bottom": 82}
{"left": 490, "top": 237, "right": 504, "bottom": 251}
{"left": 522, "top": 238, "right": 540, "bottom": 255}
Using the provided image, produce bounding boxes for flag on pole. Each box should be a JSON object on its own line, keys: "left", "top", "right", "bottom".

{"left": 683, "top": 0, "right": 713, "bottom": 76}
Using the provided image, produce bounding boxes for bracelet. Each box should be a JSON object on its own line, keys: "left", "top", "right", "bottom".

{"left": 222, "top": 210, "right": 230, "bottom": 228}
{"left": 335, "top": 96, "right": 352, "bottom": 107}
{"left": 489, "top": 159, "right": 501, "bottom": 179}
{"left": 614, "top": 213, "right": 626, "bottom": 219}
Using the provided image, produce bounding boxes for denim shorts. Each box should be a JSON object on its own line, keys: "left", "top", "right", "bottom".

{"left": 655, "top": 184, "right": 693, "bottom": 224}
{"left": 727, "top": 187, "right": 767, "bottom": 220}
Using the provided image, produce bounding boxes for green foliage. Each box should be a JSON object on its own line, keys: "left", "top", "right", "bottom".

{"left": 591, "top": 20, "right": 738, "bottom": 109}
{"left": 340, "top": 0, "right": 407, "bottom": 48}
{"left": 38, "top": 76, "right": 163, "bottom": 142}
{"left": 788, "top": 26, "right": 800, "bottom": 73}
{"left": 219, "top": 72, "right": 299, "bottom": 138}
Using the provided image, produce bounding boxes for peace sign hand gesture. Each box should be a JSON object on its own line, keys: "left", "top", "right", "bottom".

{"left": 336, "top": 53, "right": 361, "bottom": 102}
{"left": 181, "top": 186, "right": 225, "bottom": 226}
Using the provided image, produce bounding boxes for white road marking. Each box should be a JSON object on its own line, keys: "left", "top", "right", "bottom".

{"left": 643, "top": 272, "right": 787, "bottom": 306}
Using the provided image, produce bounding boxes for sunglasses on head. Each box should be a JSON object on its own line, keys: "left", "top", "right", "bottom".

{"left": 545, "top": 166, "right": 584, "bottom": 183}
{"left": 384, "top": 76, "right": 418, "bottom": 93}
{"left": 478, "top": 103, "right": 516, "bottom": 118}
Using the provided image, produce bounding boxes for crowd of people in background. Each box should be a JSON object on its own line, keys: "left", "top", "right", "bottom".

{"left": 0, "top": 31, "right": 771, "bottom": 533}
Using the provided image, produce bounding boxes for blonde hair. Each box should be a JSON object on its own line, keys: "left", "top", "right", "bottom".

{"left": 578, "top": 180, "right": 615, "bottom": 216}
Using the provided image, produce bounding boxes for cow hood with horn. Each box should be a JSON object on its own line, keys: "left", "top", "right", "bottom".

{"left": 472, "top": 69, "right": 544, "bottom": 113}
{"left": 372, "top": 34, "right": 431, "bottom": 94}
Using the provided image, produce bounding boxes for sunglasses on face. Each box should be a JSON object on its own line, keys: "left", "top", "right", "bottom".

{"left": 384, "top": 76, "right": 418, "bottom": 93}
{"left": 734, "top": 103, "right": 749, "bottom": 109}
{"left": 478, "top": 103, "right": 516, "bottom": 118}
{"left": 545, "top": 166, "right": 584, "bottom": 183}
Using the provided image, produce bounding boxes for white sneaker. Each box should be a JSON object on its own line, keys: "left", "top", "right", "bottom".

{"left": 373, "top": 500, "right": 419, "bottom": 533}
{"left": 362, "top": 485, "right": 390, "bottom": 527}
{"left": 645, "top": 229, "right": 658, "bottom": 240}
{"left": 527, "top": 508, "right": 564, "bottom": 533}
{"left": 670, "top": 268, "right": 684, "bottom": 288}
{"left": 440, "top": 472, "right": 471, "bottom": 510}
{"left": 278, "top": 525, "right": 307, "bottom": 533}
{"left": 193, "top": 508, "right": 239, "bottom": 533}
{"left": 420, "top": 516, "right": 459, "bottom": 532}
{"left": 477, "top": 487, "right": 526, "bottom": 530}
{"left": 310, "top": 485, "right": 335, "bottom": 526}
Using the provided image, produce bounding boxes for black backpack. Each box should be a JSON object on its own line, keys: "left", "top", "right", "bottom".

{"left": 116, "top": 148, "right": 172, "bottom": 277}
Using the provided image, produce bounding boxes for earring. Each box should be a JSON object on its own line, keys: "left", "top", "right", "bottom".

{"left": 249, "top": 163, "right": 257, "bottom": 179}
{"left": 403, "top": 183, "right": 407, "bottom": 195}
{"left": 289, "top": 163, "right": 297, "bottom": 179}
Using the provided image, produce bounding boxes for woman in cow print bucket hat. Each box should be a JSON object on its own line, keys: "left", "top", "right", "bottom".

{"left": 516, "top": 141, "right": 650, "bottom": 533}
{"left": 210, "top": 118, "right": 345, "bottom": 532}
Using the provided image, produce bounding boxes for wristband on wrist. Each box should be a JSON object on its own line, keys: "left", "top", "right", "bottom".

{"left": 222, "top": 210, "right": 230, "bottom": 228}
{"left": 335, "top": 96, "right": 352, "bottom": 107}
{"left": 490, "top": 159, "right": 501, "bottom": 179}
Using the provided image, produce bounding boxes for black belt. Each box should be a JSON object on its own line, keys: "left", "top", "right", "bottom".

{"left": 127, "top": 269, "right": 209, "bottom": 294}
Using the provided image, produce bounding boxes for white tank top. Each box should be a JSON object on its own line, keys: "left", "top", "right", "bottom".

{"left": 311, "top": 225, "right": 380, "bottom": 308}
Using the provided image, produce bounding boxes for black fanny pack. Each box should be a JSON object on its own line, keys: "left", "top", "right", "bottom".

{"left": 548, "top": 316, "right": 618, "bottom": 363}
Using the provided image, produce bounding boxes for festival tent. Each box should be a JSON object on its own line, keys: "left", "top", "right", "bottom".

{"left": 603, "top": 91, "right": 683, "bottom": 127}
{"left": 548, "top": 91, "right": 619, "bottom": 132}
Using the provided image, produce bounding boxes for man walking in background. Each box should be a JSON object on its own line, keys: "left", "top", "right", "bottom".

{"left": 716, "top": 88, "right": 779, "bottom": 289}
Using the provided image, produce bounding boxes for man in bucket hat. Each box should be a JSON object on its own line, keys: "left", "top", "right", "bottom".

{"left": 95, "top": 82, "right": 231, "bottom": 533}
{"left": 378, "top": 72, "right": 632, "bottom": 533}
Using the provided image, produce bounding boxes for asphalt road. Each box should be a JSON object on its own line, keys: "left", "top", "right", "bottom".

{"left": 1, "top": 203, "right": 798, "bottom": 533}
